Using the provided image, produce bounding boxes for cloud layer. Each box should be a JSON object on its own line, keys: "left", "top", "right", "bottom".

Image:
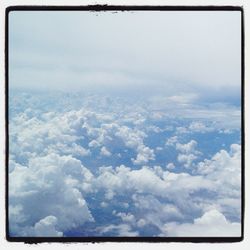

{"left": 9, "top": 10, "right": 241, "bottom": 107}
{"left": 9, "top": 91, "right": 241, "bottom": 237}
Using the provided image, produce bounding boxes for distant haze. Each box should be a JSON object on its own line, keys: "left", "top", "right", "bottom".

{"left": 9, "top": 11, "right": 241, "bottom": 101}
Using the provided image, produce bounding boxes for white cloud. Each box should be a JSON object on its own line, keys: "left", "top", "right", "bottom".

{"left": 156, "top": 146, "right": 163, "bottom": 151}
{"left": 100, "top": 146, "right": 112, "bottom": 157}
{"left": 10, "top": 11, "right": 241, "bottom": 95}
{"left": 133, "top": 195, "right": 183, "bottom": 229}
{"left": 167, "top": 94, "right": 198, "bottom": 104}
{"left": 105, "top": 190, "right": 115, "bottom": 200}
{"left": 189, "top": 121, "right": 214, "bottom": 133}
{"left": 161, "top": 209, "right": 241, "bottom": 237}
{"left": 9, "top": 153, "right": 94, "bottom": 235}
{"left": 162, "top": 171, "right": 213, "bottom": 197}
{"left": 137, "top": 219, "right": 146, "bottom": 228}
{"left": 165, "top": 136, "right": 178, "bottom": 146}
{"left": 115, "top": 212, "right": 135, "bottom": 223}
{"left": 115, "top": 126, "right": 145, "bottom": 150}
{"left": 88, "top": 139, "right": 100, "bottom": 148}
{"left": 177, "top": 153, "right": 197, "bottom": 168}
{"left": 115, "top": 125, "right": 155, "bottom": 165}
{"left": 175, "top": 122, "right": 214, "bottom": 134}
{"left": 166, "top": 163, "right": 175, "bottom": 170}
{"left": 197, "top": 144, "right": 241, "bottom": 179}
{"left": 10, "top": 108, "right": 94, "bottom": 161}
{"left": 176, "top": 126, "right": 189, "bottom": 134}
{"left": 146, "top": 125, "right": 162, "bottom": 133}
{"left": 33, "top": 216, "right": 63, "bottom": 237}
{"left": 196, "top": 144, "right": 241, "bottom": 214}
{"left": 94, "top": 164, "right": 214, "bottom": 207}
{"left": 100, "top": 201, "right": 108, "bottom": 208}
{"left": 9, "top": 92, "right": 241, "bottom": 237}
{"left": 132, "top": 146, "right": 155, "bottom": 165}
{"left": 176, "top": 140, "right": 201, "bottom": 168}
{"left": 128, "top": 167, "right": 167, "bottom": 195}
{"left": 176, "top": 140, "right": 198, "bottom": 153}
{"left": 97, "top": 224, "right": 139, "bottom": 236}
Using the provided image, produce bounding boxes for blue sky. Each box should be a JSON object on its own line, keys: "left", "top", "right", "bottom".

{"left": 9, "top": 10, "right": 242, "bottom": 237}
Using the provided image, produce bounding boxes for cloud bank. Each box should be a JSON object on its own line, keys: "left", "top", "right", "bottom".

{"left": 9, "top": 92, "right": 241, "bottom": 237}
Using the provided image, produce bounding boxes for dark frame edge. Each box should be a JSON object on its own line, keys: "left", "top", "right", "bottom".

{"left": 5, "top": 6, "right": 10, "bottom": 243}
{"left": 5, "top": 5, "right": 243, "bottom": 12}
{"left": 4, "top": 4, "right": 245, "bottom": 244}
{"left": 241, "top": 6, "right": 245, "bottom": 242}
{"left": 6, "top": 236, "right": 244, "bottom": 244}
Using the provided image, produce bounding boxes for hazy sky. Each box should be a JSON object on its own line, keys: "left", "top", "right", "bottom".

{"left": 9, "top": 10, "right": 241, "bottom": 100}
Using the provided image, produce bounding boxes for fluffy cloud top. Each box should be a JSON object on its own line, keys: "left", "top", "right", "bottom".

{"left": 162, "top": 209, "right": 241, "bottom": 237}
{"left": 9, "top": 153, "right": 94, "bottom": 236}
{"left": 175, "top": 140, "right": 201, "bottom": 168}
{"left": 9, "top": 92, "right": 241, "bottom": 237}
{"left": 33, "top": 216, "right": 63, "bottom": 237}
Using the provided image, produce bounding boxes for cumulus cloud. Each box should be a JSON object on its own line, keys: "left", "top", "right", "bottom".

{"left": 33, "top": 216, "right": 63, "bottom": 237}
{"left": 175, "top": 122, "right": 214, "bottom": 135}
{"left": 115, "top": 212, "right": 135, "bottom": 223}
{"left": 176, "top": 140, "right": 201, "bottom": 168}
{"left": 133, "top": 194, "right": 183, "bottom": 229}
{"left": 161, "top": 209, "right": 241, "bottom": 237}
{"left": 94, "top": 163, "right": 215, "bottom": 209}
{"left": 88, "top": 139, "right": 100, "bottom": 148}
{"left": 166, "top": 163, "right": 175, "bottom": 170}
{"left": 9, "top": 153, "right": 94, "bottom": 236}
{"left": 137, "top": 219, "right": 147, "bottom": 228}
{"left": 9, "top": 108, "right": 93, "bottom": 162}
{"left": 114, "top": 125, "right": 155, "bottom": 165}
{"left": 176, "top": 140, "right": 198, "bottom": 154}
{"left": 197, "top": 144, "right": 241, "bottom": 177}
{"left": 100, "top": 146, "right": 112, "bottom": 157}
{"left": 165, "top": 136, "right": 178, "bottom": 146}
{"left": 188, "top": 121, "right": 214, "bottom": 133}
{"left": 146, "top": 125, "right": 162, "bottom": 133}
{"left": 132, "top": 146, "right": 155, "bottom": 165}
{"left": 195, "top": 144, "right": 241, "bottom": 219}
{"left": 177, "top": 153, "right": 197, "bottom": 168}
{"left": 97, "top": 224, "right": 139, "bottom": 236}
{"left": 9, "top": 92, "right": 241, "bottom": 237}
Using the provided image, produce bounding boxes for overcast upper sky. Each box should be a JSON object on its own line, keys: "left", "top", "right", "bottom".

{"left": 9, "top": 10, "right": 241, "bottom": 100}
